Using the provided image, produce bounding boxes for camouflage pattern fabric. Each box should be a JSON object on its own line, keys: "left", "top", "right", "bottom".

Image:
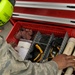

{"left": 0, "top": 37, "right": 58, "bottom": 75}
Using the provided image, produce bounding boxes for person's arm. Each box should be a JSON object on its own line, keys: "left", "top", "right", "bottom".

{"left": 0, "top": 37, "right": 75, "bottom": 75}
{"left": 23, "top": 60, "right": 58, "bottom": 75}
{"left": 0, "top": 38, "right": 58, "bottom": 75}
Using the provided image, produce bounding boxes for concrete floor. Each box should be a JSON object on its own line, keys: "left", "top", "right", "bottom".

{"left": 0, "top": 22, "right": 13, "bottom": 39}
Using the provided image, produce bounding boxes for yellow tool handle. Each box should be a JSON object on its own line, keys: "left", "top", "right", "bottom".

{"left": 35, "top": 44, "right": 43, "bottom": 53}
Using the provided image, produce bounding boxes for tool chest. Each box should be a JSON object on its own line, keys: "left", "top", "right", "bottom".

{"left": 7, "top": 0, "right": 75, "bottom": 75}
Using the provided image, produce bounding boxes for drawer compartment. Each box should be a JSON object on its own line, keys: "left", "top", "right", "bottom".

{"left": 6, "top": 21, "right": 75, "bottom": 61}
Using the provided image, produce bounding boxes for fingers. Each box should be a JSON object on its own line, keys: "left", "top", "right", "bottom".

{"left": 52, "top": 54, "right": 75, "bottom": 69}
{"left": 66, "top": 55, "right": 75, "bottom": 60}
{"left": 66, "top": 55, "right": 75, "bottom": 68}
{"left": 66, "top": 62, "right": 75, "bottom": 68}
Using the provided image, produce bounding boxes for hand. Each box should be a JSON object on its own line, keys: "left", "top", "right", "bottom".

{"left": 52, "top": 54, "right": 75, "bottom": 70}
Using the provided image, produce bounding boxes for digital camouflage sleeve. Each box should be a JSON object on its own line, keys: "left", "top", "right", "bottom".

{"left": 0, "top": 37, "right": 58, "bottom": 75}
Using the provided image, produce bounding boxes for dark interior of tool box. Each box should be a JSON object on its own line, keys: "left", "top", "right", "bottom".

{"left": 6, "top": 21, "right": 75, "bottom": 74}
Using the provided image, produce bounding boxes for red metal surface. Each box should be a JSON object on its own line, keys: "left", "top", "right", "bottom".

{"left": 10, "top": 18, "right": 16, "bottom": 25}
{"left": 10, "top": 0, "right": 75, "bottom": 25}
{"left": 11, "top": 7, "right": 75, "bottom": 26}
{"left": 6, "top": 21, "right": 75, "bottom": 44}
{"left": 16, "top": 0, "right": 75, "bottom": 3}
{"left": 14, "top": 7, "right": 75, "bottom": 19}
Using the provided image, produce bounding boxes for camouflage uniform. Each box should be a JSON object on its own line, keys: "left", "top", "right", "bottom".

{"left": 0, "top": 37, "right": 58, "bottom": 75}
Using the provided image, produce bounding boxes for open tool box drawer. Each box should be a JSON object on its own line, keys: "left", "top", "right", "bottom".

{"left": 6, "top": 21, "right": 75, "bottom": 60}
{"left": 6, "top": 21, "right": 75, "bottom": 74}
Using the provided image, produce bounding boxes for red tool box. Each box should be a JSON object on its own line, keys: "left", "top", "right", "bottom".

{"left": 7, "top": 0, "right": 75, "bottom": 74}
